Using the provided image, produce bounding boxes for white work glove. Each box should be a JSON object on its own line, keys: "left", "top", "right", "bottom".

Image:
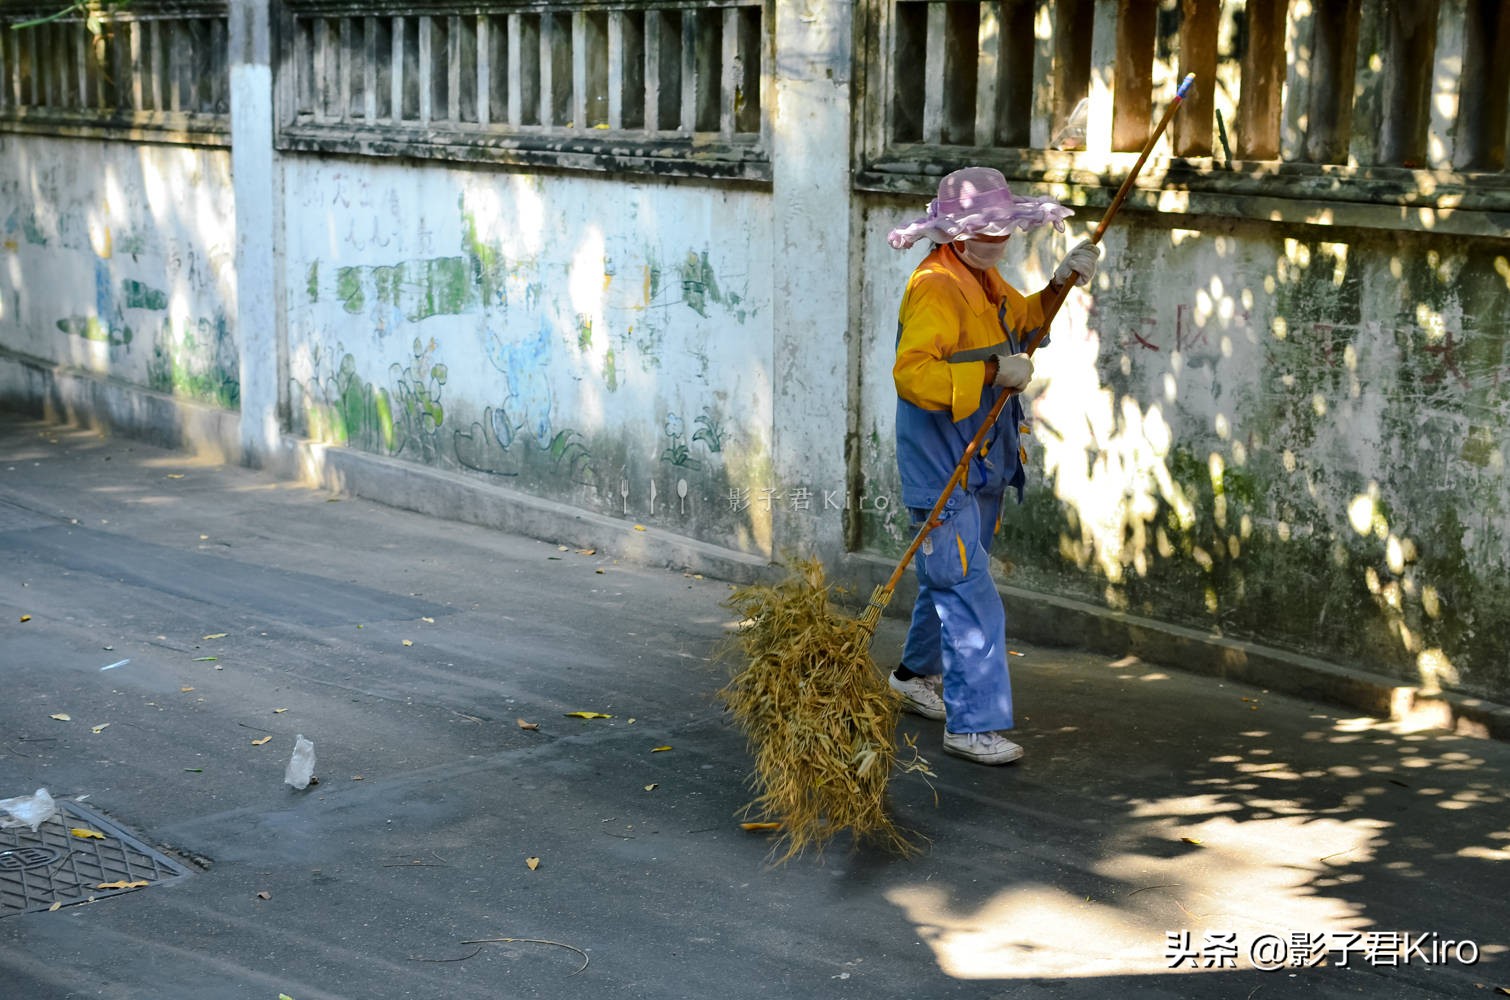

{"left": 1053, "top": 238, "right": 1102, "bottom": 287}
{"left": 991, "top": 353, "right": 1034, "bottom": 392}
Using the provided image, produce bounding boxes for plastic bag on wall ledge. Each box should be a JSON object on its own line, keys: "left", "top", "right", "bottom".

{"left": 1053, "top": 97, "right": 1089, "bottom": 150}
{"left": 285, "top": 735, "right": 317, "bottom": 790}
{"left": 0, "top": 787, "right": 59, "bottom": 831}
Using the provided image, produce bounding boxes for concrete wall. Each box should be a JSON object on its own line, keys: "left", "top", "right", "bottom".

{"left": 281, "top": 160, "right": 779, "bottom": 557}
{"left": 0, "top": 134, "right": 239, "bottom": 410}
{"left": 856, "top": 200, "right": 1510, "bottom": 702}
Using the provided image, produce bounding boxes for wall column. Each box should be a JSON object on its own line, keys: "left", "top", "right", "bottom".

{"left": 229, "top": 0, "right": 284, "bottom": 467}
{"left": 769, "top": 0, "right": 855, "bottom": 566}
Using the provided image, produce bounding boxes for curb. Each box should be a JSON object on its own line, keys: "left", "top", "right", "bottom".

{"left": 4, "top": 357, "right": 1506, "bottom": 743}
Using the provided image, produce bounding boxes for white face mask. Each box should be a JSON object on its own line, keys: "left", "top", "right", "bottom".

{"left": 957, "top": 239, "right": 1007, "bottom": 270}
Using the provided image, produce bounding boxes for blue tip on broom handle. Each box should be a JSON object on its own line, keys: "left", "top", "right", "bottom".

{"left": 1083, "top": 74, "right": 1196, "bottom": 251}
{"left": 1032, "top": 72, "right": 1197, "bottom": 350}
{"left": 873, "top": 75, "right": 1198, "bottom": 599}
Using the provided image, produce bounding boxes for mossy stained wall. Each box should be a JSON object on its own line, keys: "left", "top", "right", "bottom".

{"left": 284, "top": 160, "right": 779, "bottom": 558}
{"left": 0, "top": 135, "right": 240, "bottom": 409}
{"left": 859, "top": 201, "right": 1509, "bottom": 700}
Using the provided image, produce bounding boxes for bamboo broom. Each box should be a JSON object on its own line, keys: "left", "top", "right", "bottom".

{"left": 722, "top": 76, "right": 1198, "bottom": 862}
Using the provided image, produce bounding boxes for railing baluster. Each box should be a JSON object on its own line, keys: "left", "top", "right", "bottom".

{"left": 41, "top": 22, "right": 55, "bottom": 108}
{"left": 448, "top": 15, "right": 461, "bottom": 123}
{"left": 573, "top": 10, "right": 586, "bottom": 131}
{"left": 720, "top": 7, "right": 738, "bottom": 137}
{"left": 338, "top": 17, "right": 352, "bottom": 123}
{"left": 148, "top": 20, "right": 162, "bottom": 112}
{"left": 311, "top": 18, "right": 326, "bottom": 120}
{"left": 2, "top": 28, "right": 15, "bottom": 111}
{"left": 364, "top": 17, "right": 377, "bottom": 121}
{"left": 418, "top": 15, "right": 431, "bottom": 125}
{"left": 477, "top": 15, "right": 490, "bottom": 127}
{"left": 124, "top": 19, "right": 139, "bottom": 112}
{"left": 16, "top": 29, "right": 27, "bottom": 107}
{"left": 507, "top": 13, "right": 522, "bottom": 126}
{"left": 974, "top": 1, "right": 999, "bottom": 147}
{"left": 923, "top": 4, "right": 946, "bottom": 144}
{"left": 78, "top": 20, "right": 90, "bottom": 110}
{"left": 540, "top": 13, "right": 555, "bottom": 125}
{"left": 390, "top": 16, "right": 404, "bottom": 122}
{"left": 645, "top": 10, "right": 661, "bottom": 132}
{"left": 680, "top": 9, "right": 695, "bottom": 132}
{"left": 608, "top": 10, "right": 623, "bottom": 130}
{"left": 169, "top": 21, "right": 184, "bottom": 113}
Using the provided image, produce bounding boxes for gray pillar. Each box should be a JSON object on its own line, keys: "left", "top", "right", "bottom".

{"left": 769, "top": 0, "right": 855, "bottom": 566}
{"left": 229, "top": 0, "right": 284, "bottom": 467}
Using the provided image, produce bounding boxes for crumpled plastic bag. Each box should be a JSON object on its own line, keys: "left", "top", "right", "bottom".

{"left": 0, "top": 788, "right": 59, "bottom": 831}
{"left": 284, "top": 735, "right": 316, "bottom": 790}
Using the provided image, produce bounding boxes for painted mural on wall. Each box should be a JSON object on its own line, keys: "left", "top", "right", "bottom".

{"left": 286, "top": 164, "right": 776, "bottom": 557}
{"left": 859, "top": 210, "right": 1510, "bottom": 700}
{"left": 0, "top": 136, "right": 239, "bottom": 408}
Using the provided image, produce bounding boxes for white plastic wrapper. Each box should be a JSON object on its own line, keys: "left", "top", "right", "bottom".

{"left": 284, "top": 735, "right": 316, "bottom": 790}
{"left": 0, "top": 787, "right": 59, "bottom": 831}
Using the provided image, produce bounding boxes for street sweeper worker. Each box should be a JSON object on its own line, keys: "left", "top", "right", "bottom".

{"left": 885, "top": 166, "right": 1101, "bottom": 765}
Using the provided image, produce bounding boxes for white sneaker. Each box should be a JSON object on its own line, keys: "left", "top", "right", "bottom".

{"left": 943, "top": 730, "right": 1024, "bottom": 765}
{"left": 888, "top": 672, "right": 946, "bottom": 720}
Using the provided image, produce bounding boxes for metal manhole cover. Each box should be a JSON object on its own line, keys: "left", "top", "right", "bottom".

{"left": 1, "top": 800, "right": 194, "bottom": 916}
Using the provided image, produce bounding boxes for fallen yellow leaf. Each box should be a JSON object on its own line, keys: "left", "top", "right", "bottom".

{"left": 19, "top": 614, "right": 31, "bottom": 622}
{"left": 526, "top": 856, "right": 541, "bottom": 871}
{"left": 564, "top": 711, "right": 612, "bottom": 719}
{"left": 1181, "top": 837, "right": 1204, "bottom": 846}
{"left": 180, "top": 687, "right": 195, "bottom": 693}
{"left": 577, "top": 548, "right": 596, "bottom": 556}
{"left": 517, "top": 718, "right": 540, "bottom": 731}
{"left": 644, "top": 783, "right": 658, "bottom": 791}
{"left": 740, "top": 822, "right": 782, "bottom": 832}
{"left": 273, "top": 707, "right": 288, "bottom": 713}
{"left": 251, "top": 736, "right": 272, "bottom": 746}
{"left": 421, "top": 616, "right": 435, "bottom": 624}
{"left": 50, "top": 713, "right": 71, "bottom": 722}
{"left": 70, "top": 828, "right": 105, "bottom": 840}
{"left": 203, "top": 633, "right": 227, "bottom": 640}
{"left": 48, "top": 901, "right": 61, "bottom": 911}
{"left": 166, "top": 473, "right": 184, "bottom": 479}
{"left": 402, "top": 639, "right": 413, "bottom": 647}
{"left": 651, "top": 745, "right": 672, "bottom": 753}
{"left": 91, "top": 723, "right": 110, "bottom": 734}
{"left": 256, "top": 891, "right": 271, "bottom": 900}
{"left": 633, "top": 524, "right": 647, "bottom": 531}
{"left": 95, "top": 880, "right": 148, "bottom": 890}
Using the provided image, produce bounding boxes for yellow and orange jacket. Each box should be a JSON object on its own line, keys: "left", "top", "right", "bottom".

{"left": 893, "top": 243, "right": 1047, "bottom": 510}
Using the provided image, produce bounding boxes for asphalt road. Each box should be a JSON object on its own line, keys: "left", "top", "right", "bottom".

{"left": 1, "top": 413, "right": 1506, "bottom": 999}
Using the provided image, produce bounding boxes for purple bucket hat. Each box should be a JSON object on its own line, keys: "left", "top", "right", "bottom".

{"left": 888, "top": 166, "right": 1074, "bottom": 250}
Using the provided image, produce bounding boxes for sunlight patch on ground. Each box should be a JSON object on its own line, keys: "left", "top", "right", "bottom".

{"left": 888, "top": 811, "right": 1379, "bottom": 979}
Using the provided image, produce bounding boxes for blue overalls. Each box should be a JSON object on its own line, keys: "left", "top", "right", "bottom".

{"left": 892, "top": 244, "right": 1045, "bottom": 734}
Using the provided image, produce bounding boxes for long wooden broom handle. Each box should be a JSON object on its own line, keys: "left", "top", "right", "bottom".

{"left": 879, "top": 74, "right": 1196, "bottom": 595}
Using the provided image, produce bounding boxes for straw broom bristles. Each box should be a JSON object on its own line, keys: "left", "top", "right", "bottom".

{"left": 719, "top": 558, "right": 931, "bottom": 863}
